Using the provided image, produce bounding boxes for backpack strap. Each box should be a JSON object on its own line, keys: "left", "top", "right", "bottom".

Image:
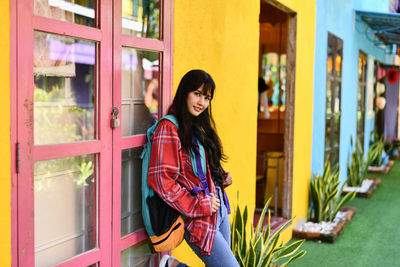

{"left": 146, "top": 114, "right": 179, "bottom": 141}
{"left": 190, "top": 137, "right": 210, "bottom": 196}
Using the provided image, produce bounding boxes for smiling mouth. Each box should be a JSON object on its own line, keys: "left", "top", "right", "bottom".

{"left": 193, "top": 107, "right": 202, "bottom": 112}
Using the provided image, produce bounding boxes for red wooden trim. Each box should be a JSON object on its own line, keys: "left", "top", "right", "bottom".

{"left": 120, "top": 135, "right": 147, "bottom": 150}
{"left": 121, "top": 35, "right": 164, "bottom": 51}
{"left": 97, "top": 0, "right": 114, "bottom": 266}
{"left": 17, "top": 0, "right": 35, "bottom": 265}
{"left": 33, "top": 16, "right": 102, "bottom": 42}
{"left": 56, "top": 249, "right": 100, "bottom": 267}
{"left": 112, "top": 0, "right": 173, "bottom": 265}
{"left": 119, "top": 229, "right": 148, "bottom": 252}
{"left": 111, "top": 0, "right": 123, "bottom": 265}
{"left": 161, "top": 0, "right": 174, "bottom": 116}
{"left": 10, "top": 0, "right": 18, "bottom": 266}
{"left": 33, "top": 141, "right": 102, "bottom": 161}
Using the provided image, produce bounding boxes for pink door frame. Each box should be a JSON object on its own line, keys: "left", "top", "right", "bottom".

{"left": 10, "top": 0, "right": 173, "bottom": 266}
{"left": 110, "top": 0, "right": 174, "bottom": 266}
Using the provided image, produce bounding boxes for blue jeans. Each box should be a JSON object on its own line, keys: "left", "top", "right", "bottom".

{"left": 184, "top": 187, "right": 239, "bottom": 267}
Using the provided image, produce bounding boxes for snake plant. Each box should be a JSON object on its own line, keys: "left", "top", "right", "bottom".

{"left": 346, "top": 137, "right": 373, "bottom": 187}
{"left": 231, "top": 197, "right": 306, "bottom": 267}
{"left": 368, "top": 133, "right": 385, "bottom": 167}
{"left": 308, "top": 161, "right": 356, "bottom": 223}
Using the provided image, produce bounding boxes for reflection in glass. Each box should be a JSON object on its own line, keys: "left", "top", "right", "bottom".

{"left": 325, "top": 33, "right": 342, "bottom": 166}
{"left": 325, "top": 120, "right": 331, "bottom": 149}
{"left": 260, "top": 53, "right": 286, "bottom": 111}
{"left": 34, "top": 31, "right": 96, "bottom": 145}
{"left": 34, "top": 0, "right": 95, "bottom": 27}
{"left": 335, "top": 54, "right": 342, "bottom": 76}
{"left": 334, "top": 84, "right": 341, "bottom": 113}
{"left": 121, "top": 241, "right": 156, "bottom": 267}
{"left": 121, "top": 47, "right": 160, "bottom": 136}
{"left": 121, "top": 147, "right": 144, "bottom": 236}
{"left": 357, "top": 52, "right": 367, "bottom": 146}
{"left": 34, "top": 154, "right": 96, "bottom": 267}
{"left": 122, "top": 0, "right": 160, "bottom": 39}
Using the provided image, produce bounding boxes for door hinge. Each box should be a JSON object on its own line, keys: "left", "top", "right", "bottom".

{"left": 16, "top": 142, "right": 20, "bottom": 173}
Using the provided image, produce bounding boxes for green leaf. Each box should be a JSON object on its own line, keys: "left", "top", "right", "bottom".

{"left": 245, "top": 243, "right": 256, "bottom": 267}
{"left": 255, "top": 198, "right": 272, "bottom": 237}
{"left": 253, "top": 235, "right": 263, "bottom": 265}
{"left": 333, "top": 191, "right": 356, "bottom": 217}
{"left": 273, "top": 240, "right": 305, "bottom": 262}
{"left": 280, "top": 250, "right": 307, "bottom": 267}
{"left": 236, "top": 242, "right": 245, "bottom": 267}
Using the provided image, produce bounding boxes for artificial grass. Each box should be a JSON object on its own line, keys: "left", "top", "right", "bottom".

{"left": 290, "top": 159, "right": 400, "bottom": 267}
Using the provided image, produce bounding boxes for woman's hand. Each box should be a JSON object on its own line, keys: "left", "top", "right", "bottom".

{"left": 222, "top": 172, "right": 233, "bottom": 187}
{"left": 209, "top": 193, "right": 220, "bottom": 213}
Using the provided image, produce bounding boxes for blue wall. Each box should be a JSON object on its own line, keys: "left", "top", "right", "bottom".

{"left": 311, "top": 0, "right": 392, "bottom": 182}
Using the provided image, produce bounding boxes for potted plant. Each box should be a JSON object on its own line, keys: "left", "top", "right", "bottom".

{"left": 231, "top": 197, "right": 306, "bottom": 267}
{"left": 292, "top": 161, "right": 356, "bottom": 243}
{"left": 344, "top": 137, "right": 380, "bottom": 197}
{"left": 368, "top": 132, "right": 393, "bottom": 173}
{"left": 308, "top": 161, "right": 356, "bottom": 223}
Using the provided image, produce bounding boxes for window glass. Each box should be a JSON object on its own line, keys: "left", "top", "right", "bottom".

{"left": 357, "top": 52, "right": 367, "bottom": 146}
{"left": 325, "top": 33, "right": 342, "bottom": 165}
{"left": 122, "top": 0, "right": 160, "bottom": 39}
{"left": 121, "top": 47, "right": 160, "bottom": 136}
{"left": 34, "top": 31, "right": 96, "bottom": 145}
{"left": 120, "top": 241, "right": 156, "bottom": 267}
{"left": 34, "top": 0, "right": 96, "bottom": 27}
{"left": 121, "top": 147, "right": 144, "bottom": 236}
{"left": 34, "top": 154, "right": 97, "bottom": 267}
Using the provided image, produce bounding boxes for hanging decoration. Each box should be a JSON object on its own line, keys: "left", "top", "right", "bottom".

{"left": 376, "top": 96, "right": 386, "bottom": 110}
{"left": 376, "top": 65, "right": 387, "bottom": 80}
{"left": 387, "top": 68, "right": 399, "bottom": 84}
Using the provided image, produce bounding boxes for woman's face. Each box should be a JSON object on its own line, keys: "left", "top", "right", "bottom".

{"left": 186, "top": 85, "right": 211, "bottom": 117}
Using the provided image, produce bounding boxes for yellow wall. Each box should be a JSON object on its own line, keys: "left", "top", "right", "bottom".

{"left": 172, "top": 0, "right": 316, "bottom": 265}
{"left": 172, "top": 0, "right": 260, "bottom": 265}
{"left": 0, "top": 0, "right": 11, "bottom": 266}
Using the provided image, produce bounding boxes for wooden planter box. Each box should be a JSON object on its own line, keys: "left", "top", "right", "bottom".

{"left": 368, "top": 160, "right": 394, "bottom": 174}
{"left": 292, "top": 206, "right": 356, "bottom": 243}
{"left": 342, "top": 178, "right": 381, "bottom": 198}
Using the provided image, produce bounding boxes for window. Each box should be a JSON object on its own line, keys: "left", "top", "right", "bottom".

{"left": 324, "top": 33, "right": 343, "bottom": 166}
{"left": 357, "top": 51, "right": 367, "bottom": 147}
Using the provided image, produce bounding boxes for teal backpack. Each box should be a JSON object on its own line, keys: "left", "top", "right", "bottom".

{"left": 141, "top": 115, "right": 208, "bottom": 252}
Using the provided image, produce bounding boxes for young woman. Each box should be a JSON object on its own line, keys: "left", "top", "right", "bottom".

{"left": 148, "top": 70, "right": 239, "bottom": 267}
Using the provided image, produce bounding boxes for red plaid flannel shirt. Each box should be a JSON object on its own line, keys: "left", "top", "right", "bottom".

{"left": 147, "top": 120, "right": 217, "bottom": 255}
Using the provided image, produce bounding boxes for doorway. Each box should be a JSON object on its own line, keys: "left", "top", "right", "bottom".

{"left": 11, "top": 0, "right": 172, "bottom": 266}
{"left": 255, "top": 1, "right": 296, "bottom": 224}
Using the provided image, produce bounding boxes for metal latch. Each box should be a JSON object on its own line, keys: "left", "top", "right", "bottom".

{"left": 111, "top": 107, "right": 120, "bottom": 129}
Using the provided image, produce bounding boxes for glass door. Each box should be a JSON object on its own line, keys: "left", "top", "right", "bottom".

{"left": 17, "top": 0, "right": 113, "bottom": 266}
{"left": 14, "top": 0, "right": 172, "bottom": 266}
{"left": 111, "top": 0, "right": 173, "bottom": 266}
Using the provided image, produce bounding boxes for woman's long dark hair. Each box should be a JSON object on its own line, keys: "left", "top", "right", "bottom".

{"left": 168, "top": 69, "right": 226, "bottom": 186}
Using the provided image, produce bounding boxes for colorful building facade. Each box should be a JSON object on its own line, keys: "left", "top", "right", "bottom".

{"left": 1, "top": 0, "right": 318, "bottom": 266}
{"left": 311, "top": 0, "right": 395, "bottom": 182}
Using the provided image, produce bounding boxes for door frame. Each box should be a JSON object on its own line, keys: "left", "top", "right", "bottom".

{"left": 10, "top": 0, "right": 174, "bottom": 266}
{"left": 110, "top": 0, "right": 174, "bottom": 265}
{"left": 262, "top": 0, "right": 296, "bottom": 219}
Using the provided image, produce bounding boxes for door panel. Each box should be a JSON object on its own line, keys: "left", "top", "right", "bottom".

{"left": 14, "top": 0, "right": 172, "bottom": 266}
{"left": 34, "top": 154, "right": 97, "bottom": 266}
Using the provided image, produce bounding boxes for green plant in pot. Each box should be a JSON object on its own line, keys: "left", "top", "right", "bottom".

{"left": 308, "top": 161, "right": 356, "bottom": 223}
{"left": 346, "top": 137, "right": 373, "bottom": 187}
{"left": 368, "top": 132, "right": 386, "bottom": 167}
{"left": 231, "top": 196, "right": 306, "bottom": 267}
